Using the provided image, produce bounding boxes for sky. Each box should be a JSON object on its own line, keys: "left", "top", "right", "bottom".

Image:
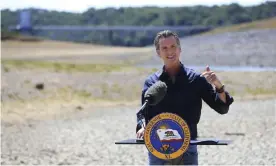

{"left": 0, "top": 0, "right": 269, "bottom": 13}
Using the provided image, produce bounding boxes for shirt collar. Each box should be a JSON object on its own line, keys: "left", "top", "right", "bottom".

{"left": 156, "top": 62, "right": 187, "bottom": 81}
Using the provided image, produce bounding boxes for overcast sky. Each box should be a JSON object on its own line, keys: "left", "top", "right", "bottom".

{"left": 0, "top": 0, "right": 269, "bottom": 13}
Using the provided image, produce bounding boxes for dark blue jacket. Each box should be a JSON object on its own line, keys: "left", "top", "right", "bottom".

{"left": 137, "top": 63, "right": 234, "bottom": 139}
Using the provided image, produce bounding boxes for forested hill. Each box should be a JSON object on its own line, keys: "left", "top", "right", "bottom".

{"left": 1, "top": 1, "right": 276, "bottom": 46}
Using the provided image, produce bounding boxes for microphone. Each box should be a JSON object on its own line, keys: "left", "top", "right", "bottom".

{"left": 136, "top": 81, "right": 167, "bottom": 128}
{"left": 144, "top": 81, "right": 167, "bottom": 106}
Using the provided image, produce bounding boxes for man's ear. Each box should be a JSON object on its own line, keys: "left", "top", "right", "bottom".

{"left": 156, "top": 49, "right": 160, "bottom": 57}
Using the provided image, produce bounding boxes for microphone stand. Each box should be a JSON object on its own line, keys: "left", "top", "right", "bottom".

{"left": 137, "top": 100, "right": 149, "bottom": 129}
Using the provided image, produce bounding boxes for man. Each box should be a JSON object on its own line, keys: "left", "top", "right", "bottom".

{"left": 136, "top": 30, "right": 234, "bottom": 165}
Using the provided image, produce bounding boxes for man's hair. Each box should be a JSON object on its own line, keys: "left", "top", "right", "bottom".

{"left": 154, "top": 30, "right": 181, "bottom": 50}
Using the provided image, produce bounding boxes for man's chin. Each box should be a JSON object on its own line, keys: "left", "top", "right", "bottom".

{"left": 165, "top": 59, "right": 180, "bottom": 66}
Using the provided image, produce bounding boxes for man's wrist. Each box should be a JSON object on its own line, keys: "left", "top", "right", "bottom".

{"left": 215, "top": 84, "right": 225, "bottom": 93}
{"left": 138, "top": 119, "right": 146, "bottom": 128}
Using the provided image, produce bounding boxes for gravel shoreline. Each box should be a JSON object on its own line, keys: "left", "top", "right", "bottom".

{"left": 1, "top": 98, "right": 275, "bottom": 165}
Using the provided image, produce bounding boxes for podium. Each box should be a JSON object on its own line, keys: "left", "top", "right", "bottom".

{"left": 115, "top": 138, "right": 232, "bottom": 145}
{"left": 118, "top": 112, "right": 233, "bottom": 160}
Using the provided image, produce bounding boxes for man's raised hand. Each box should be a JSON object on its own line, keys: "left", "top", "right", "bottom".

{"left": 201, "top": 65, "right": 223, "bottom": 89}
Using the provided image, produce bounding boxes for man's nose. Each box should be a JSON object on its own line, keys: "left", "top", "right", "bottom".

{"left": 167, "top": 48, "right": 174, "bottom": 54}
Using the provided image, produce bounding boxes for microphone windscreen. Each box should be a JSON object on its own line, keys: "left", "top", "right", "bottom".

{"left": 144, "top": 81, "right": 167, "bottom": 105}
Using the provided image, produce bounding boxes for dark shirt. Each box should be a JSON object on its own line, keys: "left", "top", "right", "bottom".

{"left": 137, "top": 63, "right": 234, "bottom": 139}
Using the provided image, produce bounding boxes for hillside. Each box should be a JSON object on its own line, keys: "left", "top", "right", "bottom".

{"left": 138, "top": 17, "right": 276, "bottom": 67}
{"left": 202, "top": 17, "right": 276, "bottom": 35}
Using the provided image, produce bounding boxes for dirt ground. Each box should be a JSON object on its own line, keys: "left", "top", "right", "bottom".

{"left": 1, "top": 40, "right": 153, "bottom": 65}
{"left": 1, "top": 97, "right": 275, "bottom": 165}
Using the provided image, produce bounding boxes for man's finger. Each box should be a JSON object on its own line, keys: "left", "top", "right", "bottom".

{"left": 208, "top": 73, "right": 216, "bottom": 79}
{"left": 211, "top": 73, "right": 216, "bottom": 76}
{"left": 206, "top": 75, "right": 212, "bottom": 80}
{"left": 207, "top": 74, "right": 216, "bottom": 82}
{"left": 209, "top": 75, "right": 216, "bottom": 82}
{"left": 206, "top": 65, "right": 210, "bottom": 72}
{"left": 137, "top": 132, "right": 143, "bottom": 139}
{"left": 202, "top": 71, "right": 214, "bottom": 77}
{"left": 201, "top": 71, "right": 209, "bottom": 77}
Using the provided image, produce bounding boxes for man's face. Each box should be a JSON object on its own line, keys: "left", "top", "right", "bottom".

{"left": 156, "top": 36, "right": 181, "bottom": 66}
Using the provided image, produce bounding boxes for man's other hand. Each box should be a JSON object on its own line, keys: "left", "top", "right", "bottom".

{"left": 136, "top": 127, "right": 145, "bottom": 139}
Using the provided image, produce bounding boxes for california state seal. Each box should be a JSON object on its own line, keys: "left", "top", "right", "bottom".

{"left": 144, "top": 113, "right": 191, "bottom": 160}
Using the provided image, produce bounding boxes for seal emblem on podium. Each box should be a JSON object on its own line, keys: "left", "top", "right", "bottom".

{"left": 144, "top": 112, "right": 191, "bottom": 160}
